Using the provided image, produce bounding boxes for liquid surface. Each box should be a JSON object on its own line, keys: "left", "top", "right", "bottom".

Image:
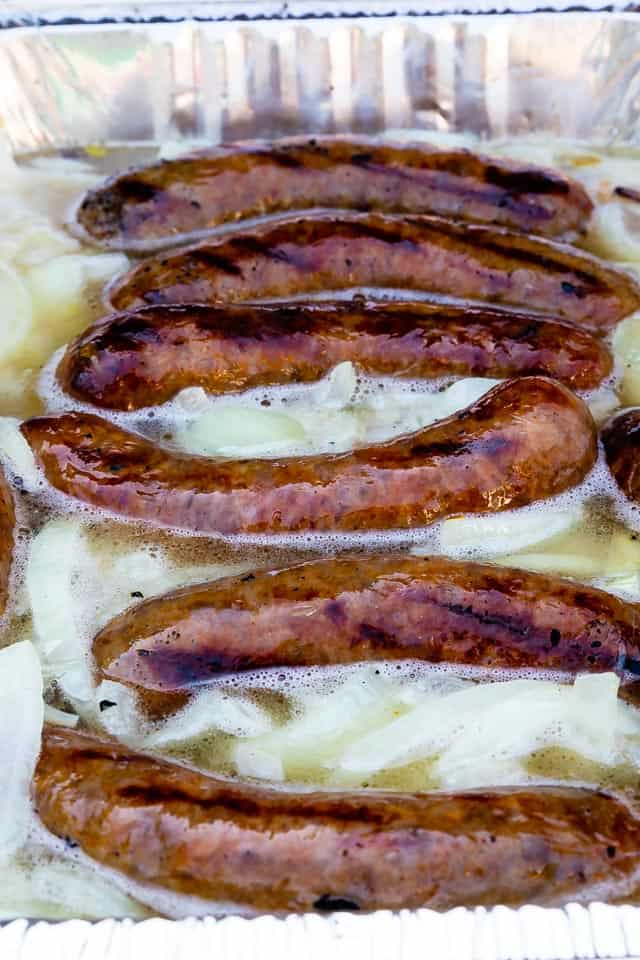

{"left": 3, "top": 134, "right": 640, "bottom": 918}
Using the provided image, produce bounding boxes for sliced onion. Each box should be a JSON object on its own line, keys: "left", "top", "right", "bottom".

{"left": 496, "top": 527, "right": 640, "bottom": 581}
{"left": 308, "top": 361, "right": 357, "bottom": 407}
{"left": 0, "top": 858, "right": 147, "bottom": 920}
{"left": 0, "top": 262, "right": 33, "bottom": 361}
{"left": 145, "top": 687, "right": 274, "bottom": 748}
{"left": 335, "top": 673, "right": 635, "bottom": 790}
{"left": 26, "top": 252, "right": 128, "bottom": 323}
{"left": 43, "top": 704, "right": 79, "bottom": 728}
{"left": 26, "top": 519, "right": 90, "bottom": 666}
{"left": 494, "top": 550, "right": 607, "bottom": 578}
{"left": 94, "top": 680, "right": 144, "bottom": 743}
{"left": 229, "top": 671, "right": 638, "bottom": 791}
{"left": 613, "top": 313, "right": 640, "bottom": 404}
{"left": 0, "top": 642, "right": 43, "bottom": 864}
{"left": 426, "top": 503, "right": 583, "bottom": 559}
{"left": 588, "top": 388, "right": 620, "bottom": 425}
{"left": 179, "top": 406, "right": 308, "bottom": 457}
{"left": 175, "top": 367, "right": 498, "bottom": 460}
{"left": 587, "top": 201, "right": 640, "bottom": 262}
{"left": 233, "top": 669, "right": 410, "bottom": 781}
{"left": 0, "top": 416, "right": 41, "bottom": 491}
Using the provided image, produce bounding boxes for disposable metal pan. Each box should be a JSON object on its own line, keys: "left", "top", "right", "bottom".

{"left": 2, "top": 4, "right": 640, "bottom": 958}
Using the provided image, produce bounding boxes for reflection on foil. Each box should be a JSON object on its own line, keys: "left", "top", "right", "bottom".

{"left": 2, "top": 7, "right": 640, "bottom": 957}
{"left": 2, "top": 14, "right": 640, "bottom": 154}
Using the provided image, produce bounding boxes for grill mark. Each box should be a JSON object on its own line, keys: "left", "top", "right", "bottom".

{"left": 484, "top": 165, "right": 570, "bottom": 196}
{"left": 114, "top": 178, "right": 161, "bottom": 203}
{"left": 614, "top": 186, "right": 640, "bottom": 203}
{"left": 440, "top": 600, "right": 533, "bottom": 638}
{"left": 187, "top": 249, "right": 243, "bottom": 274}
{"left": 468, "top": 239, "right": 601, "bottom": 287}
{"left": 268, "top": 150, "right": 304, "bottom": 168}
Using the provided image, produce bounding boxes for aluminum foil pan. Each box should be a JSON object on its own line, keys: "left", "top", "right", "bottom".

{"left": 2, "top": 5, "right": 640, "bottom": 959}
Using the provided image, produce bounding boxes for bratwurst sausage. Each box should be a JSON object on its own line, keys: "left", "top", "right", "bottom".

{"left": 21, "top": 377, "right": 597, "bottom": 535}
{"left": 74, "top": 136, "right": 593, "bottom": 251}
{"left": 602, "top": 409, "right": 640, "bottom": 502}
{"left": 106, "top": 214, "right": 640, "bottom": 332}
{"left": 33, "top": 725, "right": 640, "bottom": 912}
{"left": 93, "top": 553, "right": 640, "bottom": 704}
{"left": 58, "top": 301, "right": 613, "bottom": 410}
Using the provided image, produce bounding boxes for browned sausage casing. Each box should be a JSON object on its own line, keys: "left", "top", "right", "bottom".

{"left": 21, "top": 377, "right": 597, "bottom": 535}
{"left": 74, "top": 137, "right": 593, "bottom": 251}
{"left": 0, "top": 466, "right": 14, "bottom": 616}
{"left": 106, "top": 214, "right": 640, "bottom": 332}
{"left": 93, "top": 553, "right": 640, "bottom": 703}
{"left": 58, "top": 301, "right": 613, "bottom": 411}
{"left": 34, "top": 725, "right": 640, "bottom": 913}
{"left": 602, "top": 409, "right": 640, "bottom": 503}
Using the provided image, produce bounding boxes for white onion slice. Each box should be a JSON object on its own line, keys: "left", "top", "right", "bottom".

{"left": 587, "top": 201, "right": 640, "bottom": 262}
{"left": 613, "top": 312, "right": 640, "bottom": 404}
{"left": 336, "top": 673, "right": 636, "bottom": 788}
{"left": 496, "top": 527, "right": 640, "bottom": 582}
{"left": 0, "top": 262, "right": 33, "bottom": 361}
{"left": 233, "top": 669, "right": 410, "bottom": 781}
{"left": 0, "top": 858, "right": 147, "bottom": 920}
{"left": 43, "top": 704, "right": 79, "bottom": 728}
{"left": 174, "top": 366, "right": 499, "bottom": 459}
{"left": 0, "top": 642, "right": 43, "bottom": 864}
{"left": 26, "top": 252, "right": 127, "bottom": 323}
{"left": 26, "top": 519, "right": 89, "bottom": 666}
{"left": 179, "top": 406, "right": 308, "bottom": 457}
{"left": 427, "top": 504, "right": 583, "bottom": 559}
{"left": 0, "top": 416, "right": 41, "bottom": 490}
{"left": 146, "top": 687, "right": 274, "bottom": 748}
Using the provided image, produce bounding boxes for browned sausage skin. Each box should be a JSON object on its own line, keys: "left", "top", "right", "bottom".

{"left": 0, "top": 466, "right": 14, "bottom": 617}
{"left": 21, "top": 377, "right": 597, "bottom": 536}
{"left": 106, "top": 214, "right": 640, "bottom": 332}
{"left": 602, "top": 409, "right": 640, "bottom": 503}
{"left": 93, "top": 553, "right": 640, "bottom": 705}
{"left": 58, "top": 301, "right": 613, "bottom": 411}
{"left": 74, "top": 137, "right": 593, "bottom": 251}
{"left": 33, "top": 725, "right": 640, "bottom": 913}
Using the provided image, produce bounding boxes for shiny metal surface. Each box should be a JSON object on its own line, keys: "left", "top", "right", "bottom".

{"left": 2, "top": 11, "right": 640, "bottom": 155}
{"left": 2, "top": 5, "right": 640, "bottom": 956}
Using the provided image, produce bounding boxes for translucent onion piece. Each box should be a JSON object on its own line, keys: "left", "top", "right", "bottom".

{"left": 233, "top": 668, "right": 409, "bottom": 781}
{"left": 427, "top": 504, "right": 583, "bottom": 559}
{"left": 0, "top": 642, "right": 43, "bottom": 864}
{"left": 174, "top": 365, "right": 498, "bottom": 459}
{"left": 0, "top": 262, "right": 33, "bottom": 362}
{"left": 0, "top": 858, "right": 147, "bottom": 920}
{"left": 336, "top": 673, "right": 635, "bottom": 789}
{"left": 26, "top": 519, "right": 89, "bottom": 665}
{"left": 145, "top": 688, "right": 274, "bottom": 748}
{"left": 0, "top": 416, "right": 41, "bottom": 490}
{"left": 613, "top": 312, "right": 640, "bottom": 404}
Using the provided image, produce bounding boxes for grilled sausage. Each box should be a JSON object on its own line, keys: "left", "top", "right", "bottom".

{"left": 34, "top": 725, "right": 640, "bottom": 913}
{"left": 21, "top": 377, "right": 597, "bottom": 536}
{"left": 106, "top": 214, "right": 640, "bottom": 332}
{"left": 0, "top": 467, "right": 14, "bottom": 616}
{"left": 602, "top": 409, "right": 640, "bottom": 504}
{"left": 73, "top": 137, "right": 593, "bottom": 251}
{"left": 58, "top": 301, "right": 613, "bottom": 411}
{"left": 93, "top": 553, "right": 640, "bottom": 706}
